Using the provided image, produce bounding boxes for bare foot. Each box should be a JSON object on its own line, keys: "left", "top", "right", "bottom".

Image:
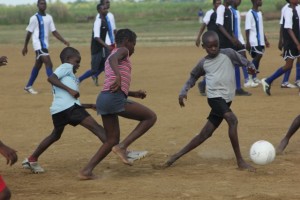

{"left": 112, "top": 145, "right": 133, "bottom": 166}
{"left": 238, "top": 161, "right": 256, "bottom": 172}
{"left": 78, "top": 171, "right": 99, "bottom": 181}
{"left": 276, "top": 138, "right": 288, "bottom": 154}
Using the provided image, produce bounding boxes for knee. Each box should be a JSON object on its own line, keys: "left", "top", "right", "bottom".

{"left": 227, "top": 115, "right": 238, "bottom": 127}
{"left": 51, "top": 128, "right": 63, "bottom": 141}
{"left": 148, "top": 112, "right": 157, "bottom": 126}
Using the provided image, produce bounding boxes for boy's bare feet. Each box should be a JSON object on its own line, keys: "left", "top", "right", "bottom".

{"left": 276, "top": 138, "right": 289, "bottom": 154}
{"left": 112, "top": 145, "right": 133, "bottom": 166}
{"left": 238, "top": 161, "right": 256, "bottom": 172}
{"left": 78, "top": 171, "right": 99, "bottom": 180}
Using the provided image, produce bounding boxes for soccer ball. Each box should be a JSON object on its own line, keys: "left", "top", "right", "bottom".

{"left": 249, "top": 140, "right": 276, "bottom": 165}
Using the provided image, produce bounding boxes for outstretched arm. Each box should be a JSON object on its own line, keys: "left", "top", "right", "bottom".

{"left": 52, "top": 31, "right": 70, "bottom": 46}
{"left": 48, "top": 73, "right": 79, "bottom": 98}
{"left": 128, "top": 90, "right": 147, "bottom": 99}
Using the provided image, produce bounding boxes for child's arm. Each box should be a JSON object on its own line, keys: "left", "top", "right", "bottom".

{"left": 0, "top": 56, "right": 8, "bottom": 66}
{"left": 0, "top": 140, "right": 17, "bottom": 166}
{"left": 108, "top": 47, "right": 128, "bottom": 92}
{"left": 264, "top": 34, "right": 270, "bottom": 48}
{"left": 179, "top": 60, "right": 205, "bottom": 107}
{"left": 48, "top": 74, "right": 80, "bottom": 99}
{"left": 278, "top": 25, "right": 283, "bottom": 50}
{"left": 245, "top": 29, "right": 250, "bottom": 51}
{"left": 81, "top": 104, "right": 96, "bottom": 110}
{"left": 128, "top": 90, "right": 147, "bottom": 99}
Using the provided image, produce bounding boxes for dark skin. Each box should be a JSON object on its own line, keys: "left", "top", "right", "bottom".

{"left": 22, "top": 0, "right": 69, "bottom": 78}
{"left": 28, "top": 54, "right": 107, "bottom": 179}
{"left": 159, "top": 34, "right": 255, "bottom": 172}
{"left": 0, "top": 56, "right": 7, "bottom": 66}
{"left": 79, "top": 37, "right": 157, "bottom": 179}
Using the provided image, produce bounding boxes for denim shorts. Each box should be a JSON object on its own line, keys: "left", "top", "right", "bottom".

{"left": 96, "top": 90, "right": 129, "bottom": 115}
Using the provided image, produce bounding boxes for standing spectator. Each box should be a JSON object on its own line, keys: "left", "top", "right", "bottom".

{"left": 245, "top": 0, "right": 270, "bottom": 86}
{"left": 22, "top": 0, "right": 69, "bottom": 94}
{"left": 198, "top": 8, "right": 204, "bottom": 24}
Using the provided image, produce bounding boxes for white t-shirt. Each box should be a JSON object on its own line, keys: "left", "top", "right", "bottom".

{"left": 26, "top": 13, "right": 56, "bottom": 50}
{"left": 95, "top": 12, "right": 116, "bottom": 45}
{"left": 245, "top": 9, "right": 265, "bottom": 46}
{"left": 203, "top": 9, "right": 214, "bottom": 25}
{"left": 216, "top": 4, "right": 226, "bottom": 26}
{"left": 231, "top": 7, "right": 245, "bottom": 44}
{"left": 280, "top": 4, "right": 300, "bottom": 25}
{"left": 50, "top": 63, "right": 81, "bottom": 115}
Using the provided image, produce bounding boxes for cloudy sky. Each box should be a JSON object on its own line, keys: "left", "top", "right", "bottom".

{"left": 0, "top": 0, "right": 94, "bottom": 6}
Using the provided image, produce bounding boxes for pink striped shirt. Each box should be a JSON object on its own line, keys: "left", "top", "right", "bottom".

{"left": 102, "top": 48, "right": 131, "bottom": 96}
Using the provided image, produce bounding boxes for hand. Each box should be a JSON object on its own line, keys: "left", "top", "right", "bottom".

{"left": 0, "top": 56, "right": 8, "bottom": 66}
{"left": 195, "top": 38, "right": 201, "bottom": 47}
{"left": 246, "top": 43, "right": 251, "bottom": 52}
{"left": 22, "top": 47, "right": 28, "bottom": 56}
{"left": 265, "top": 40, "right": 270, "bottom": 48}
{"left": 69, "top": 89, "right": 80, "bottom": 99}
{"left": 0, "top": 142, "right": 18, "bottom": 166}
{"left": 110, "top": 76, "right": 121, "bottom": 92}
{"left": 231, "top": 38, "right": 241, "bottom": 47}
{"left": 133, "top": 90, "right": 147, "bottom": 99}
{"left": 278, "top": 41, "right": 283, "bottom": 51}
{"left": 247, "top": 66, "right": 258, "bottom": 75}
{"left": 64, "top": 41, "right": 70, "bottom": 46}
{"left": 178, "top": 95, "right": 187, "bottom": 107}
{"left": 90, "top": 104, "right": 97, "bottom": 111}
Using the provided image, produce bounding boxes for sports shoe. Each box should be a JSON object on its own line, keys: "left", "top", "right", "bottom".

{"left": 22, "top": 158, "right": 45, "bottom": 173}
{"left": 295, "top": 81, "right": 300, "bottom": 88}
{"left": 24, "top": 86, "right": 38, "bottom": 94}
{"left": 281, "top": 82, "right": 297, "bottom": 88}
{"left": 244, "top": 80, "right": 259, "bottom": 88}
{"left": 261, "top": 78, "right": 271, "bottom": 96}
{"left": 92, "top": 76, "right": 99, "bottom": 86}
{"left": 235, "top": 88, "right": 252, "bottom": 96}
{"left": 197, "top": 81, "right": 206, "bottom": 96}
{"left": 127, "top": 150, "right": 148, "bottom": 162}
{"left": 253, "top": 78, "right": 261, "bottom": 84}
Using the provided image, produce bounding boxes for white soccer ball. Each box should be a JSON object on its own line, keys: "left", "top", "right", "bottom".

{"left": 249, "top": 140, "right": 276, "bottom": 165}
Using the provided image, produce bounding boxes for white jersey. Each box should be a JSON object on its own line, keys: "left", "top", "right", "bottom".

{"left": 280, "top": 4, "right": 300, "bottom": 25}
{"left": 26, "top": 13, "right": 56, "bottom": 50}
{"left": 203, "top": 9, "right": 214, "bottom": 25}
{"left": 230, "top": 7, "right": 245, "bottom": 44}
{"left": 50, "top": 63, "right": 81, "bottom": 115}
{"left": 245, "top": 9, "right": 265, "bottom": 46}
{"left": 95, "top": 12, "right": 116, "bottom": 45}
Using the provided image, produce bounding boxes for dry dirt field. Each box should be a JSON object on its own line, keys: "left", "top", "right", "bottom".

{"left": 1, "top": 43, "right": 300, "bottom": 200}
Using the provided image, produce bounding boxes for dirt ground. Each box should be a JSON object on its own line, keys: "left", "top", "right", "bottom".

{"left": 1, "top": 43, "right": 300, "bottom": 200}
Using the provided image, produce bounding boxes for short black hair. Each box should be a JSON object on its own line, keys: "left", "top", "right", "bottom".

{"left": 97, "top": 3, "right": 105, "bottom": 10}
{"left": 202, "top": 31, "right": 219, "bottom": 45}
{"left": 286, "top": 0, "right": 290, "bottom": 2}
{"left": 37, "top": 0, "right": 46, "bottom": 4}
{"left": 115, "top": 29, "right": 137, "bottom": 45}
{"left": 60, "top": 47, "right": 80, "bottom": 63}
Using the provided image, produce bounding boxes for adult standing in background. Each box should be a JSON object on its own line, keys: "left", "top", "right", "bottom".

{"left": 22, "top": 0, "right": 70, "bottom": 94}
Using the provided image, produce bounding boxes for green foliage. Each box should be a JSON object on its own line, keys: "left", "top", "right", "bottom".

{"left": 0, "top": 0, "right": 284, "bottom": 25}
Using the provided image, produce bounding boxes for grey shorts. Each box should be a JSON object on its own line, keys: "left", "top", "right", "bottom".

{"left": 96, "top": 90, "right": 131, "bottom": 115}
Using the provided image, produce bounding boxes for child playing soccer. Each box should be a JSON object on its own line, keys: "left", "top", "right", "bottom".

{"left": 79, "top": 29, "right": 157, "bottom": 178}
{"left": 161, "top": 31, "right": 256, "bottom": 171}
{"left": 22, "top": 47, "right": 108, "bottom": 175}
{"left": 261, "top": 0, "right": 300, "bottom": 95}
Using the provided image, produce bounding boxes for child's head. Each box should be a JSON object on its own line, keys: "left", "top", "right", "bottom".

{"left": 97, "top": 3, "right": 108, "bottom": 16}
{"left": 60, "top": 47, "right": 81, "bottom": 73}
{"left": 115, "top": 29, "right": 137, "bottom": 56}
{"left": 100, "top": 0, "right": 110, "bottom": 9}
{"left": 202, "top": 31, "right": 220, "bottom": 58}
{"left": 231, "top": 0, "right": 241, "bottom": 8}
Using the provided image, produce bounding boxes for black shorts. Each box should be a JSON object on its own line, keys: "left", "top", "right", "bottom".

{"left": 35, "top": 48, "right": 49, "bottom": 60}
{"left": 282, "top": 46, "right": 300, "bottom": 60}
{"left": 249, "top": 46, "right": 265, "bottom": 58}
{"left": 91, "top": 47, "right": 110, "bottom": 74}
{"left": 207, "top": 98, "right": 232, "bottom": 128}
{"left": 52, "top": 104, "right": 90, "bottom": 128}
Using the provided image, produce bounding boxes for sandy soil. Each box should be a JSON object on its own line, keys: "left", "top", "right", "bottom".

{"left": 1, "top": 44, "right": 300, "bottom": 200}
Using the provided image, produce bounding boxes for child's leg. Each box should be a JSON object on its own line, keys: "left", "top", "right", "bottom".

{"left": 265, "top": 59, "right": 294, "bottom": 85}
{"left": 115, "top": 101, "right": 157, "bottom": 152}
{"left": 79, "top": 114, "right": 120, "bottom": 180}
{"left": 277, "top": 115, "right": 300, "bottom": 154}
{"left": 223, "top": 111, "right": 255, "bottom": 171}
{"left": 29, "top": 127, "right": 64, "bottom": 161}
{"left": 295, "top": 58, "right": 300, "bottom": 85}
{"left": 80, "top": 116, "right": 106, "bottom": 143}
{"left": 162, "top": 120, "right": 217, "bottom": 168}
